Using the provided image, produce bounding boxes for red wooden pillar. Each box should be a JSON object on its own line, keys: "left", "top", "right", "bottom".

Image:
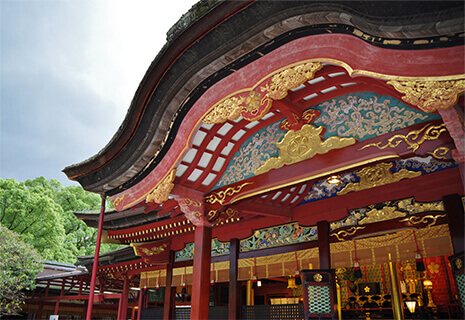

{"left": 137, "top": 289, "right": 143, "bottom": 320}
{"left": 229, "top": 238, "right": 240, "bottom": 320}
{"left": 163, "top": 250, "right": 176, "bottom": 320}
{"left": 443, "top": 194, "right": 464, "bottom": 254}
{"left": 118, "top": 275, "right": 130, "bottom": 320}
{"left": 35, "top": 304, "right": 43, "bottom": 320}
{"left": 191, "top": 224, "right": 212, "bottom": 320}
{"left": 54, "top": 278, "right": 65, "bottom": 315}
{"left": 86, "top": 195, "right": 106, "bottom": 320}
{"left": 317, "top": 220, "right": 331, "bottom": 269}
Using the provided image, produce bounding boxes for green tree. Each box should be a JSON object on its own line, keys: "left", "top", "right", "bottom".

{"left": 0, "top": 223, "right": 43, "bottom": 316}
{"left": 0, "top": 177, "right": 120, "bottom": 263}
{"left": 0, "top": 178, "right": 70, "bottom": 261}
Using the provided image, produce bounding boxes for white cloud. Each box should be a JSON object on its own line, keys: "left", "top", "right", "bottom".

{"left": 0, "top": 0, "right": 198, "bottom": 185}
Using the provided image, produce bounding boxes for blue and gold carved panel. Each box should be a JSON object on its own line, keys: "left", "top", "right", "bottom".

{"left": 214, "top": 92, "right": 438, "bottom": 189}
{"left": 312, "top": 92, "right": 439, "bottom": 141}
{"left": 240, "top": 222, "right": 317, "bottom": 252}
{"left": 330, "top": 197, "right": 445, "bottom": 232}
{"left": 174, "top": 238, "right": 230, "bottom": 262}
{"left": 300, "top": 156, "right": 456, "bottom": 205}
{"left": 214, "top": 121, "right": 286, "bottom": 188}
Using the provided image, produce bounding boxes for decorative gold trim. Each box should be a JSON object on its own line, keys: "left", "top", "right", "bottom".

{"left": 203, "top": 96, "right": 246, "bottom": 124}
{"left": 261, "top": 62, "right": 323, "bottom": 100}
{"left": 359, "top": 123, "right": 446, "bottom": 153}
{"left": 456, "top": 258, "right": 463, "bottom": 270}
{"left": 205, "top": 182, "right": 253, "bottom": 205}
{"left": 255, "top": 124, "right": 356, "bottom": 175}
{"left": 131, "top": 243, "right": 168, "bottom": 256}
{"left": 387, "top": 80, "right": 465, "bottom": 113}
{"left": 338, "top": 162, "right": 421, "bottom": 196}
{"left": 231, "top": 154, "right": 399, "bottom": 204}
{"left": 113, "top": 194, "right": 126, "bottom": 207}
{"left": 314, "top": 273, "right": 323, "bottom": 282}
{"left": 400, "top": 214, "right": 446, "bottom": 228}
{"left": 359, "top": 206, "right": 407, "bottom": 225}
{"left": 183, "top": 198, "right": 202, "bottom": 207}
{"left": 331, "top": 226, "right": 366, "bottom": 241}
{"left": 203, "top": 62, "right": 322, "bottom": 124}
{"left": 427, "top": 147, "right": 451, "bottom": 160}
{"left": 146, "top": 169, "right": 177, "bottom": 204}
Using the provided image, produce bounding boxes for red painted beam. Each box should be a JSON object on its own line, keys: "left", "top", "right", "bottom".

{"left": 232, "top": 201, "right": 292, "bottom": 220}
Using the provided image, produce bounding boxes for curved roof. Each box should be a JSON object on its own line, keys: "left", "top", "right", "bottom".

{"left": 63, "top": 1, "right": 464, "bottom": 195}
{"left": 63, "top": 1, "right": 464, "bottom": 227}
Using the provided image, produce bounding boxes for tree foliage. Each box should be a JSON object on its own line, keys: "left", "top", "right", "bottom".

{"left": 0, "top": 223, "right": 43, "bottom": 316}
{"left": 0, "top": 177, "right": 120, "bottom": 263}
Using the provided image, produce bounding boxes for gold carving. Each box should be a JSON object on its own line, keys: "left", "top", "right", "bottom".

{"left": 397, "top": 198, "right": 444, "bottom": 213}
{"left": 456, "top": 258, "right": 463, "bottom": 270}
{"left": 146, "top": 169, "right": 177, "bottom": 204}
{"left": 132, "top": 243, "right": 168, "bottom": 256}
{"left": 427, "top": 147, "right": 450, "bottom": 160}
{"left": 314, "top": 273, "right": 323, "bottom": 282}
{"left": 359, "top": 206, "right": 407, "bottom": 225}
{"left": 207, "top": 210, "right": 218, "bottom": 219}
{"left": 338, "top": 163, "right": 421, "bottom": 196}
{"left": 255, "top": 124, "right": 356, "bottom": 175}
{"left": 113, "top": 194, "right": 126, "bottom": 207}
{"left": 205, "top": 182, "right": 253, "bottom": 205}
{"left": 261, "top": 62, "right": 323, "bottom": 100}
{"left": 359, "top": 123, "right": 446, "bottom": 153}
{"left": 183, "top": 198, "right": 202, "bottom": 207}
{"left": 400, "top": 214, "right": 446, "bottom": 228}
{"left": 331, "top": 226, "right": 366, "bottom": 241}
{"left": 203, "top": 96, "right": 246, "bottom": 124}
{"left": 387, "top": 80, "right": 465, "bottom": 113}
{"left": 203, "top": 62, "right": 322, "bottom": 124}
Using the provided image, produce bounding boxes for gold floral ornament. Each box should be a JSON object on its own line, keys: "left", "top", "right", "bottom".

{"left": 338, "top": 162, "right": 421, "bottom": 196}
{"left": 254, "top": 124, "right": 356, "bottom": 175}
{"left": 203, "top": 62, "right": 323, "bottom": 124}
{"left": 205, "top": 182, "right": 253, "bottom": 205}
{"left": 203, "top": 96, "right": 246, "bottom": 124}
{"left": 261, "top": 62, "right": 323, "bottom": 100}
{"left": 387, "top": 80, "right": 465, "bottom": 113}
{"left": 146, "top": 169, "right": 177, "bottom": 204}
{"left": 359, "top": 123, "right": 446, "bottom": 153}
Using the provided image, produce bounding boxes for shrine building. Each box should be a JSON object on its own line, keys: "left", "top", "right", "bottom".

{"left": 27, "top": 1, "right": 465, "bottom": 319}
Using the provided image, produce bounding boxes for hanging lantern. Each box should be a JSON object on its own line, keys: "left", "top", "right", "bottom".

{"left": 210, "top": 277, "right": 215, "bottom": 292}
{"left": 354, "top": 261, "right": 363, "bottom": 279}
{"left": 155, "top": 270, "right": 160, "bottom": 294}
{"left": 295, "top": 270, "right": 302, "bottom": 286}
{"left": 252, "top": 258, "right": 259, "bottom": 289}
{"left": 294, "top": 252, "right": 302, "bottom": 285}
{"left": 181, "top": 267, "right": 187, "bottom": 294}
{"left": 353, "top": 241, "right": 363, "bottom": 279}
{"left": 415, "top": 252, "right": 426, "bottom": 272}
{"left": 210, "top": 263, "right": 216, "bottom": 292}
{"left": 287, "top": 275, "right": 298, "bottom": 289}
{"left": 412, "top": 230, "right": 426, "bottom": 272}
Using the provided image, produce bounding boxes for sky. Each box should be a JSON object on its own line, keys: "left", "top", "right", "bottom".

{"left": 1, "top": 0, "right": 198, "bottom": 186}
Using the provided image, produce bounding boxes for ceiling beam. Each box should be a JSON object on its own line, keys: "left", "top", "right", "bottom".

{"left": 231, "top": 202, "right": 292, "bottom": 221}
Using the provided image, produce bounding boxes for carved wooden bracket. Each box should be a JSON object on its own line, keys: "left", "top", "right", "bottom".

{"left": 171, "top": 185, "right": 211, "bottom": 227}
